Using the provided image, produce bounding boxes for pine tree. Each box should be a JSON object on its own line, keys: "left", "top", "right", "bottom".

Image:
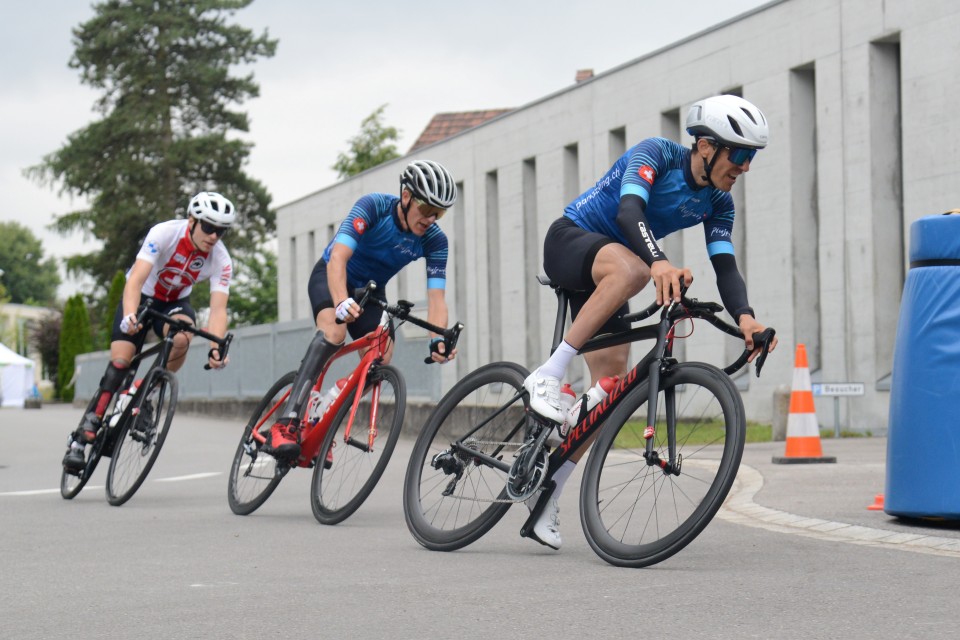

{"left": 99, "top": 270, "right": 127, "bottom": 349}
{"left": 58, "top": 295, "right": 93, "bottom": 401}
{"left": 28, "top": 0, "right": 278, "bottom": 297}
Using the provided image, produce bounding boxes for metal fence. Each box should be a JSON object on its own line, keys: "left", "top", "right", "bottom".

{"left": 75, "top": 319, "right": 442, "bottom": 405}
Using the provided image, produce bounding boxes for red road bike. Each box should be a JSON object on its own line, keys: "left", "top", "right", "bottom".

{"left": 227, "top": 282, "right": 462, "bottom": 524}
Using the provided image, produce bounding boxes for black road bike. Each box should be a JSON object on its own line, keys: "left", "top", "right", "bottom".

{"left": 403, "top": 278, "right": 774, "bottom": 567}
{"left": 61, "top": 302, "right": 233, "bottom": 506}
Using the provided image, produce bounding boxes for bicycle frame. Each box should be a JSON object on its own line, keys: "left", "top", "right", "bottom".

{"left": 247, "top": 319, "right": 393, "bottom": 468}
{"left": 449, "top": 284, "right": 770, "bottom": 500}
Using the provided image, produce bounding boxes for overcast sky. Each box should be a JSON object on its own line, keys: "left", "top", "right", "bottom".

{"left": 0, "top": 0, "right": 771, "bottom": 298}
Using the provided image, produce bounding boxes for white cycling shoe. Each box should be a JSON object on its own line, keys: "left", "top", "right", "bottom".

{"left": 523, "top": 368, "right": 564, "bottom": 425}
{"left": 526, "top": 494, "right": 562, "bottom": 550}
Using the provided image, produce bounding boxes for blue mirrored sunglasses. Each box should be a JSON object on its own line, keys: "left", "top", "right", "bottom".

{"left": 726, "top": 146, "right": 758, "bottom": 166}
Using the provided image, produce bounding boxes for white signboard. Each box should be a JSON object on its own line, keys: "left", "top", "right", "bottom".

{"left": 812, "top": 383, "right": 865, "bottom": 397}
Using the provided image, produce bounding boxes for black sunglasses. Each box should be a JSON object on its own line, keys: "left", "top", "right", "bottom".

{"left": 199, "top": 220, "right": 229, "bottom": 237}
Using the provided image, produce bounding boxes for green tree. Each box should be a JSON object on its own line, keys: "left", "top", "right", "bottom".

{"left": 0, "top": 222, "right": 61, "bottom": 305}
{"left": 99, "top": 270, "right": 126, "bottom": 349}
{"left": 333, "top": 104, "right": 401, "bottom": 179}
{"left": 229, "top": 248, "right": 278, "bottom": 326}
{"left": 27, "top": 0, "right": 277, "bottom": 296}
{"left": 58, "top": 295, "right": 93, "bottom": 401}
{"left": 30, "top": 311, "right": 62, "bottom": 382}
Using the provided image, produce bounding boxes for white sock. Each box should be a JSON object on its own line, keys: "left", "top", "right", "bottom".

{"left": 551, "top": 460, "right": 576, "bottom": 496}
{"left": 538, "top": 341, "right": 577, "bottom": 380}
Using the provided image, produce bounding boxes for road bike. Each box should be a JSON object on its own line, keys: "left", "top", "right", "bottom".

{"left": 227, "top": 281, "right": 463, "bottom": 525}
{"left": 403, "top": 277, "right": 774, "bottom": 567}
{"left": 61, "top": 303, "right": 233, "bottom": 506}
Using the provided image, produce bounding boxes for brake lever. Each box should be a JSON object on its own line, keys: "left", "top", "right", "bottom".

{"left": 424, "top": 322, "right": 465, "bottom": 364}
{"left": 751, "top": 328, "right": 776, "bottom": 377}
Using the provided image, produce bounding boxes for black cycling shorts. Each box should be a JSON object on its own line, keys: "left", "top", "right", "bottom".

{"left": 543, "top": 216, "right": 630, "bottom": 336}
{"left": 308, "top": 259, "right": 387, "bottom": 340}
{"left": 111, "top": 295, "right": 197, "bottom": 350}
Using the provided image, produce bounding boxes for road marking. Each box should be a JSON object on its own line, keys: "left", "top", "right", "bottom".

{"left": 719, "top": 463, "right": 960, "bottom": 559}
{"left": 0, "top": 486, "right": 103, "bottom": 496}
{"left": 154, "top": 472, "right": 222, "bottom": 483}
{"left": 0, "top": 471, "right": 221, "bottom": 496}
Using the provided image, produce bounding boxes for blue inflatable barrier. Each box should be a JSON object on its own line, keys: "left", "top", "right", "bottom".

{"left": 886, "top": 213, "right": 960, "bottom": 519}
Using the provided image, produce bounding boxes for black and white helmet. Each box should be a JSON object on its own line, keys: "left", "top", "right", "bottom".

{"left": 400, "top": 160, "right": 458, "bottom": 209}
{"left": 685, "top": 95, "right": 769, "bottom": 149}
{"left": 188, "top": 191, "right": 236, "bottom": 227}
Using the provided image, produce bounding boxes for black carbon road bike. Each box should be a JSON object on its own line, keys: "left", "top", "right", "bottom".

{"left": 403, "top": 278, "right": 774, "bottom": 567}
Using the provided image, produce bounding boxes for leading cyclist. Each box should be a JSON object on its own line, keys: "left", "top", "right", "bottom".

{"left": 523, "top": 95, "right": 779, "bottom": 549}
{"left": 266, "top": 160, "right": 460, "bottom": 459}
{"left": 62, "top": 192, "right": 234, "bottom": 473}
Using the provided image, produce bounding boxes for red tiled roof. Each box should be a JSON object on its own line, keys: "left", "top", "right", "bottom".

{"left": 409, "top": 109, "right": 513, "bottom": 152}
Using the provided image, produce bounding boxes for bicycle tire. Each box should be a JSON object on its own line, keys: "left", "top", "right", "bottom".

{"left": 105, "top": 369, "right": 178, "bottom": 506}
{"left": 580, "top": 362, "right": 745, "bottom": 568}
{"left": 61, "top": 395, "right": 110, "bottom": 499}
{"left": 403, "top": 361, "right": 530, "bottom": 551}
{"left": 311, "top": 365, "right": 405, "bottom": 525}
{"left": 227, "top": 371, "right": 296, "bottom": 515}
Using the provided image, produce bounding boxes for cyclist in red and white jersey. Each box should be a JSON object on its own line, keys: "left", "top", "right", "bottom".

{"left": 63, "top": 192, "right": 235, "bottom": 472}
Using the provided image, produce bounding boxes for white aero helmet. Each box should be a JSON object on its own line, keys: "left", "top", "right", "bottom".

{"left": 685, "top": 95, "right": 769, "bottom": 149}
{"left": 400, "top": 160, "right": 458, "bottom": 209}
{"left": 188, "top": 191, "right": 236, "bottom": 227}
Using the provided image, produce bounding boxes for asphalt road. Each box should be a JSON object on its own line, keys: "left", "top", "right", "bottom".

{"left": 2, "top": 405, "right": 959, "bottom": 640}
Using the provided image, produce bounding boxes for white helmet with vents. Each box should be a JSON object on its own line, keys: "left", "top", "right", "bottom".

{"left": 188, "top": 192, "right": 236, "bottom": 227}
{"left": 686, "top": 95, "right": 769, "bottom": 149}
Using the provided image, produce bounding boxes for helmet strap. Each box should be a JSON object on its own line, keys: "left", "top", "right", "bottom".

{"left": 699, "top": 141, "right": 720, "bottom": 188}
{"left": 398, "top": 188, "right": 413, "bottom": 231}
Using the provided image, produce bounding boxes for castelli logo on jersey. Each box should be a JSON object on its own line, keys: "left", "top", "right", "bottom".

{"left": 638, "top": 165, "right": 656, "bottom": 184}
{"left": 353, "top": 218, "right": 367, "bottom": 234}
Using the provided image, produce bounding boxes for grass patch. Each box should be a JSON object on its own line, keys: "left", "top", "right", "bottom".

{"left": 614, "top": 420, "right": 773, "bottom": 448}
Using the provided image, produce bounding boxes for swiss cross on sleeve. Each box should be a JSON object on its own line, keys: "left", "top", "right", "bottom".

{"left": 638, "top": 165, "right": 656, "bottom": 184}
{"left": 353, "top": 218, "right": 367, "bottom": 234}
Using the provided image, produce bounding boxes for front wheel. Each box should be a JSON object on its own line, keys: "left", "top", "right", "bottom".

{"left": 311, "top": 365, "right": 405, "bottom": 525}
{"left": 227, "top": 371, "right": 296, "bottom": 515}
{"left": 403, "top": 362, "right": 530, "bottom": 551}
{"left": 580, "top": 362, "right": 745, "bottom": 568}
{"left": 105, "top": 370, "right": 177, "bottom": 506}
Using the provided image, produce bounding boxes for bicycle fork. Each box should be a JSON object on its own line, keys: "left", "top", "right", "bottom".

{"left": 643, "top": 316, "right": 682, "bottom": 476}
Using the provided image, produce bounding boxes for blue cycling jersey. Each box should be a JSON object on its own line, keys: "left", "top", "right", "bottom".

{"left": 322, "top": 193, "right": 448, "bottom": 290}
{"left": 564, "top": 137, "right": 736, "bottom": 258}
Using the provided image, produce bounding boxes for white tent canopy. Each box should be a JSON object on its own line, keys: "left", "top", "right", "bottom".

{"left": 0, "top": 342, "right": 36, "bottom": 408}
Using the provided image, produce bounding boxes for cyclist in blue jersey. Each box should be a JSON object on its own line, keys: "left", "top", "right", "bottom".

{"left": 523, "top": 95, "right": 779, "bottom": 549}
{"left": 267, "top": 160, "right": 459, "bottom": 458}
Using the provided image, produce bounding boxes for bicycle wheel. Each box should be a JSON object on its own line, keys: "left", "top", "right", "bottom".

{"left": 61, "top": 397, "right": 110, "bottom": 499}
{"left": 105, "top": 370, "right": 178, "bottom": 506}
{"left": 403, "top": 361, "right": 530, "bottom": 551}
{"left": 580, "top": 362, "right": 745, "bottom": 568}
{"left": 227, "top": 371, "right": 295, "bottom": 515}
{"left": 311, "top": 365, "right": 405, "bottom": 525}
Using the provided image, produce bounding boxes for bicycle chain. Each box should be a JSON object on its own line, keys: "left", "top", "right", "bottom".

{"left": 450, "top": 440, "right": 544, "bottom": 504}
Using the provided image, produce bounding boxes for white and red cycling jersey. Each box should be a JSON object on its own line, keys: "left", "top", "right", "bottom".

{"left": 133, "top": 219, "right": 232, "bottom": 302}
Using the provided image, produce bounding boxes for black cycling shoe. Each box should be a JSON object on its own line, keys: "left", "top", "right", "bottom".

{"left": 76, "top": 412, "right": 102, "bottom": 443}
{"left": 62, "top": 446, "right": 86, "bottom": 473}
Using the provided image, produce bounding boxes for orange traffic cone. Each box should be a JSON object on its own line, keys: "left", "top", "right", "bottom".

{"left": 867, "top": 494, "right": 885, "bottom": 511}
{"left": 772, "top": 344, "right": 837, "bottom": 464}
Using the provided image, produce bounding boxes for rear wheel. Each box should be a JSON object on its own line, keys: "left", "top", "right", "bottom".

{"left": 311, "top": 365, "right": 405, "bottom": 525}
{"left": 105, "top": 370, "right": 177, "bottom": 506}
{"left": 227, "top": 371, "right": 296, "bottom": 515}
{"left": 60, "top": 391, "right": 124, "bottom": 500}
{"left": 580, "top": 362, "right": 745, "bottom": 568}
{"left": 403, "top": 362, "right": 530, "bottom": 551}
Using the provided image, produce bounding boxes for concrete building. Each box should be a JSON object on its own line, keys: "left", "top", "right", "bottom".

{"left": 277, "top": 0, "right": 960, "bottom": 432}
